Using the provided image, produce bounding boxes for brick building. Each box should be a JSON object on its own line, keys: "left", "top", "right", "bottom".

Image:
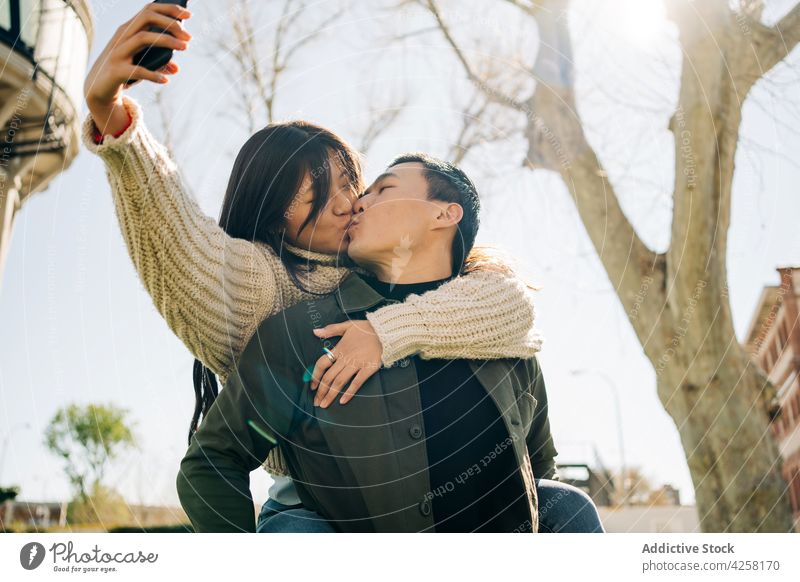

{"left": 744, "top": 266, "right": 800, "bottom": 531}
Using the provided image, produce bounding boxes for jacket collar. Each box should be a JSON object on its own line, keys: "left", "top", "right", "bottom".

{"left": 333, "top": 273, "right": 389, "bottom": 314}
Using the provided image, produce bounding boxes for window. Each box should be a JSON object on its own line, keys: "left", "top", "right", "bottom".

{"left": 0, "top": 0, "right": 39, "bottom": 56}
{"left": 18, "top": 0, "right": 39, "bottom": 48}
{"left": 1, "top": 1, "right": 11, "bottom": 30}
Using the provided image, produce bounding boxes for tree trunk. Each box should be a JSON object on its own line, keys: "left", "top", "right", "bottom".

{"left": 658, "top": 3, "right": 793, "bottom": 531}
{"left": 524, "top": 0, "right": 794, "bottom": 531}
{"left": 657, "top": 309, "right": 791, "bottom": 531}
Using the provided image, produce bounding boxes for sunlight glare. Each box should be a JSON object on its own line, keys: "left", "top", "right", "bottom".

{"left": 617, "top": 0, "right": 666, "bottom": 48}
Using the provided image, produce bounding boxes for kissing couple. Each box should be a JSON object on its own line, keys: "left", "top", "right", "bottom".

{"left": 84, "top": 2, "right": 604, "bottom": 533}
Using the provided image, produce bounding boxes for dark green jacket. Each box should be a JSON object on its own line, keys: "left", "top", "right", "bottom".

{"left": 177, "top": 272, "right": 559, "bottom": 532}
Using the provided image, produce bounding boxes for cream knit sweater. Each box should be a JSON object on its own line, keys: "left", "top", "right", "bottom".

{"left": 82, "top": 96, "right": 545, "bottom": 476}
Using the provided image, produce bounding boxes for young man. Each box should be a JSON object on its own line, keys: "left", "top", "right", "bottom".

{"left": 177, "top": 154, "right": 597, "bottom": 532}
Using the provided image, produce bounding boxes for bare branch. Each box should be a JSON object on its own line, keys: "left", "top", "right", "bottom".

{"left": 424, "top": 0, "right": 530, "bottom": 112}
{"left": 214, "top": 0, "right": 347, "bottom": 126}
{"left": 448, "top": 91, "right": 520, "bottom": 165}
{"left": 281, "top": 5, "right": 347, "bottom": 68}
{"left": 748, "top": 2, "right": 800, "bottom": 78}
{"left": 501, "top": 0, "right": 546, "bottom": 17}
{"left": 449, "top": 91, "right": 491, "bottom": 164}
{"left": 357, "top": 102, "right": 407, "bottom": 155}
{"left": 242, "top": 0, "right": 275, "bottom": 122}
{"left": 150, "top": 89, "right": 194, "bottom": 164}
{"left": 391, "top": 25, "right": 441, "bottom": 41}
{"left": 423, "top": 0, "right": 664, "bottom": 339}
{"left": 152, "top": 89, "right": 176, "bottom": 159}
{"left": 214, "top": 0, "right": 259, "bottom": 131}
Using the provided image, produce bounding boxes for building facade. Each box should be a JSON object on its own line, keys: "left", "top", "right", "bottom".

{"left": 744, "top": 266, "right": 800, "bottom": 531}
{"left": 0, "top": 0, "right": 93, "bottom": 286}
{"left": 0, "top": 499, "right": 66, "bottom": 530}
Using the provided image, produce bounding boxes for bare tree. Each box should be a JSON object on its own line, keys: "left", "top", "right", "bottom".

{"left": 206, "top": 0, "right": 408, "bottom": 159}
{"left": 419, "top": 0, "right": 800, "bottom": 532}
{"left": 210, "top": 0, "right": 349, "bottom": 132}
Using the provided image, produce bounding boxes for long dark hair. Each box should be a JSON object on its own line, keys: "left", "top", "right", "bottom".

{"left": 189, "top": 120, "right": 362, "bottom": 444}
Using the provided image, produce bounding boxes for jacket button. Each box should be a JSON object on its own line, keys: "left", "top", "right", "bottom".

{"left": 398, "top": 358, "right": 410, "bottom": 368}
{"left": 409, "top": 425, "right": 423, "bottom": 439}
{"left": 419, "top": 499, "right": 432, "bottom": 516}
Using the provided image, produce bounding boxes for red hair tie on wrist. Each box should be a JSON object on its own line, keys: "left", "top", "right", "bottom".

{"left": 92, "top": 110, "right": 133, "bottom": 145}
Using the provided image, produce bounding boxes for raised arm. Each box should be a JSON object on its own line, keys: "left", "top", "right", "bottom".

{"left": 82, "top": 3, "right": 294, "bottom": 384}
{"left": 83, "top": 95, "right": 279, "bottom": 381}
{"left": 368, "top": 268, "right": 544, "bottom": 364}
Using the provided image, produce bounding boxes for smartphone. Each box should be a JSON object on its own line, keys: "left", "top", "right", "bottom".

{"left": 127, "top": 0, "right": 189, "bottom": 85}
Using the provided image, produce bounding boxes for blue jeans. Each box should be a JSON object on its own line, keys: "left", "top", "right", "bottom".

{"left": 257, "top": 478, "right": 604, "bottom": 533}
{"left": 256, "top": 498, "right": 336, "bottom": 533}
{"left": 535, "top": 478, "right": 605, "bottom": 532}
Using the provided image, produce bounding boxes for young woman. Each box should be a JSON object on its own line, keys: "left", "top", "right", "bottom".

{"left": 82, "top": 3, "right": 565, "bottom": 529}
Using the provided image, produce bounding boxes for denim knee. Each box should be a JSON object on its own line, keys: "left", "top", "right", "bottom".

{"left": 259, "top": 509, "right": 334, "bottom": 533}
{"left": 536, "top": 479, "right": 605, "bottom": 533}
{"left": 256, "top": 499, "right": 336, "bottom": 533}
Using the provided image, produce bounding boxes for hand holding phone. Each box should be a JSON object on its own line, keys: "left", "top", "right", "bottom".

{"left": 83, "top": 2, "right": 192, "bottom": 119}
{"left": 84, "top": 2, "right": 191, "bottom": 135}
{"left": 128, "top": 0, "right": 190, "bottom": 85}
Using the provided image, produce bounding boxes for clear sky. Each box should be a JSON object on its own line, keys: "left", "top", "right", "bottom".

{"left": 1, "top": 0, "right": 799, "bottom": 509}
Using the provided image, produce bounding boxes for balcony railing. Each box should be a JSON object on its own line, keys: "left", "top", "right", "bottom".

{"left": 0, "top": 0, "right": 92, "bottom": 109}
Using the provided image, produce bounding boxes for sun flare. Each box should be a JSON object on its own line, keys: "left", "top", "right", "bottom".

{"left": 617, "top": 0, "right": 667, "bottom": 47}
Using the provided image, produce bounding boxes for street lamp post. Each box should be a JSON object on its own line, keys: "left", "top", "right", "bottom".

{"left": 570, "top": 368, "right": 627, "bottom": 506}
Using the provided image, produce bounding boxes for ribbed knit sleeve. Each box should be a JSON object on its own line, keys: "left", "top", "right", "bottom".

{"left": 366, "top": 270, "right": 545, "bottom": 366}
{"left": 81, "top": 96, "right": 282, "bottom": 383}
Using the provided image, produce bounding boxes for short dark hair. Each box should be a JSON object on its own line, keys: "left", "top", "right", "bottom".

{"left": 388, "top": 153, "right": 480, "bottom": 276}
